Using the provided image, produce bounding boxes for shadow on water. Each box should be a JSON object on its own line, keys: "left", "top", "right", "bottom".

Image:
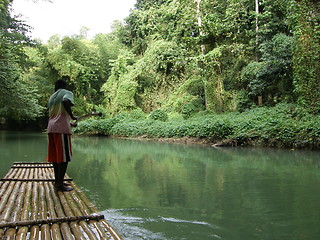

{"left": 1, "top": 132, "right": 320, "bottom": 239}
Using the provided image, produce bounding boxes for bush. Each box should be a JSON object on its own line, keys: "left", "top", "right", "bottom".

{"left": 75, "top": 103, "right": 320, "bottom": 149}
{"left": 181, "top": 98, "right": 205, "bottom": 119}
{"left": 129, "top": 109, "right": 146, "bottom": 120}
{"left": 74, "top": 119, "right": 116, "bottom": 135}
{"left": 149, "top": 109, "right": 168, "bottom": 122}
{"left": 236, "top": 90, "right": 253, "bottom": 112}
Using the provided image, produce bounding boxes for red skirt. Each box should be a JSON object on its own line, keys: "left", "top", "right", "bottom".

{"left": 47, "top": 133, "right": 72, "bottom": 163}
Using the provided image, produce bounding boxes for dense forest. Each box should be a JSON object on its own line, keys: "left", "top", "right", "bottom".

{"left": 1, "top": 0, "right": 320, "bottom": 148}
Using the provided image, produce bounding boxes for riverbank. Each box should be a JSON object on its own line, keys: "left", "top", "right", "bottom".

{"left": 74, "top": 104, "right": 320, "bottom": 150}
{"left": 114, "top": 135, "right": 220, "bottom": 146}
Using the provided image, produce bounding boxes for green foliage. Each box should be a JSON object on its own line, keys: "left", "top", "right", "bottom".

{"left": 183, "top": 76, "right": 205, "bottom": 97}
{"left": 149, "top": 109, "right": 168, "bottom": 122}
{"left": 202, "top": 0, "right": 253, "bottom": 46}
{"left": 0, "top": 69, "right": 45, "bottom": 120}
{"left": 181, "top": 98, "right": 205, "bottom": 119}
{"left": 240, "top": 33, "right": 294, "bottom": 104}
{"left": 129, "top": 108, "right": 147, "bottom": 120}
{"left": 236, "top": 90, "right": 254, "bottom": 112}
{"left": 76, "top": 103, "right": 320, "bottom": 149}
{"left": 115, "top": 78, "right": 139, "bottom": 111}
{"left": 241, "top": 61, "right": 268, "bottom": 96}
{"left": 0, "top": 0, "right": 44, "bottom": 120}
{"left": 1, "top": 0, "right": 320, "bottom": 142}
{"left": 259, "top": 33, "right": 294, "bottom": 101}
{"left": 256, "top": 0, "right": 290, "bottom": 41}
{"left": 141, "top": 40, "right": 184, "bottom": 77}
{"left": 101, "top": 50, "right": 137, "bottom": 113}
{"left": 291, "top": 0, "right": 320, "bottom": 113}
{"left": 21, "top": 31, "right": 131, "bottom": 117}
{"left": 124, "top": 0, "right": 198, "bottom": 54}
{"left": 101, "top": 39, "right": 187, "bottom": 113}
{"left": 230, "top": 103, "right": 320, "bottom": 148}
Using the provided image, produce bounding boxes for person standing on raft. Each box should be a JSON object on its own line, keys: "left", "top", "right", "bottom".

{"left": 47, "top": 79, "right": 77, "bottom": 192}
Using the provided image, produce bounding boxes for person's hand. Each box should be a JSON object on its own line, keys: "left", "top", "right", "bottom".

{"left": 71, "top": 116, "right": 78, "bottom": 121}
{"left": 70, "top": 122, "right": 78, "bottom": 127}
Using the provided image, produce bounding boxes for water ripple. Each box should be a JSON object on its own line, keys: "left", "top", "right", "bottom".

{"left": 159, "top": 216, "right": 212, "bottom": 226}
{"left": 101, "top": 209, "right": 221, "bottom": 239}
{"left": 101, "top": 209, "right": 167, "bottom": 240}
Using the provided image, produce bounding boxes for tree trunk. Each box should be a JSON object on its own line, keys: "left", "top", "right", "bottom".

{"left": 255, "top": 0, "right": 259, "bottom": 48}
{"left": 255, "top": 0, "right": 263, "bottom": 105}
{"left": 196, "top": 0, "right": 206, "bottom": 54}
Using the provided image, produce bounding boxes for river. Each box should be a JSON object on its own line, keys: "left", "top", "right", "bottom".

{"left": 1, "top": 131, "right": 320, "bottom": 239}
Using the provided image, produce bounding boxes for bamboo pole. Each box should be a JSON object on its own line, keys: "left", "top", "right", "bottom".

{"left": 51, "top": 169, "right": 88, "bottom": 239}
{"left": 8, "top": 166, "right": 29, "bottom": 222}
{"left": 0, "top": 182, "right": 16, "bottom": 214}
{"left": 16, "top": 168, "right": 34, "bottom": 240}
{"left": 58, "top": 191, "right": 87, "bottom": 239}
{"left": 38, "top": 167, "right": 52, "bottom": 239}
{"left": 3, "top": 228, "right": 15, "bottom": 239}
{"left": 0, "top": 215, "right": 105, "bottom": 229}
{"left": 100, "top": 221, "right": 123, "bottom": 240}
{"left": 46, "top": 168, "right": 77, "bottom": 239}
{"left": 1, "top": 163, "right": 121, "bottom": 239}
{"left": 0, "top": 167, "right": 23, "bottom": 214}
{"left": 47, "top": 179, "right": 74, "bottom": 239}
{"left": 0, "top": 167, "right": 18, "bottom": 239}
{"left": 0, "top": 178, "right": 73, "bottom": 182}
{"left": 64, "top": 190, "right": 100, "bottom": 240}
{"left": 0, "top": 180, "right": 22, "bottom": 223}
{"left": 43, "top": 167, "right": 64, "bottom": 240}
{"left": 29, "top": 170, "right": 40, "bottom": 240}
{"left": 14, "top": 162, "right": 52, "bottom": 164}
{"left": 3, "top": 165, "right": 19, "bottom": 177}
{"left": 69, "top": 185, "right": 110, "bottom": 239}
{"left": 0, "top": 166, "right": 18, "bottom": 189}
{"left": 70, "top": 180, "right": 122, "bottom": 240}
{"left": 2, "top": 167, "right": 29, "bottom": 240}
{"left": 71, "top": 180, "right": 99, "bottom": 213}
{"left": 43, "top": 179, "right": 63, "bottom": 240}
{"left": 10, "top": 182, "right": 25, "bottom": 220}
{"left": 12, "top": 166, "right": 53, "bottom": 168}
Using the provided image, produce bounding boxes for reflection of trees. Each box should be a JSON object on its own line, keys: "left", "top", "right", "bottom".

{"left": 71, "top": 136, "right": 320, "bottom": 228}
{"left": 2, "top": 133, "right": 320, "bottom": 238}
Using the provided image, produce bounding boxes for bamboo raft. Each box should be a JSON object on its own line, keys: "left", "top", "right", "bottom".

{"left": 0, "top": 162, "right": 122, "bottom": 240}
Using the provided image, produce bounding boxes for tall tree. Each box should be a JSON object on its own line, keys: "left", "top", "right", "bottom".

{"left": 0, "top": 0, "right": 44, "bottom": 120}
{"left": 291, "top": 0, "right": 320, "bottom": 112}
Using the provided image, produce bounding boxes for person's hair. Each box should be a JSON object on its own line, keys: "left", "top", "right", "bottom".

{"left": 55, "top": 80, "right": 67, "bottom": 91}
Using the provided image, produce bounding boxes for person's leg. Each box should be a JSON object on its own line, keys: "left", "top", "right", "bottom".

{"left": 48, "top": 134, "right": 62, "bottom": 189}
{"left": 49, "top": 134, "right": 73, "bottom": 191}
{"left": 55, "top": 163, "right": 73, "bottom": 191}
{"left": 60, "top": 162, "right": 67, "bottom": 178}
{"left": 55, "top": 163, "right": 64, "bottom": 188}
{"left": 60, "top": 162, "right": 71, "bottom": 186}
{"left": 55, "top": 134, "right": 73, "bottom": 191}
{"left": 62, "top": 134, "right": 73, "bottom": 187}
{"left": 60, "top": 162, "right": 68, "bottom": 183}
{"left": 52, "top": 162, "right": 59, "bottom": 187}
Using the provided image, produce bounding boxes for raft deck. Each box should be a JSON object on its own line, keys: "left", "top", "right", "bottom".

{"left": 0, "top": 162, "right": 122, "bottom": 240}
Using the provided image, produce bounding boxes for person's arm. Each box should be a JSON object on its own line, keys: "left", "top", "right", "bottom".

{"left": 62, "top": 99, "right": 77, "bottom": 120}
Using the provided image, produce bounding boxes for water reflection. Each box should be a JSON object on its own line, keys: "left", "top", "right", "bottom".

{"left": 1, "top": 132, "right": 320, "bottom": 239}
{"left": 0, "top": 131, "right": 47, "bottom": 176}
{"left": 69, "top": 136, "right": 320, "bottom": 240}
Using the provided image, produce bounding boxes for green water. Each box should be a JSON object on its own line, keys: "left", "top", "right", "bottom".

{"left": 1, "top": 131, "right": 320, "bottom": 240}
